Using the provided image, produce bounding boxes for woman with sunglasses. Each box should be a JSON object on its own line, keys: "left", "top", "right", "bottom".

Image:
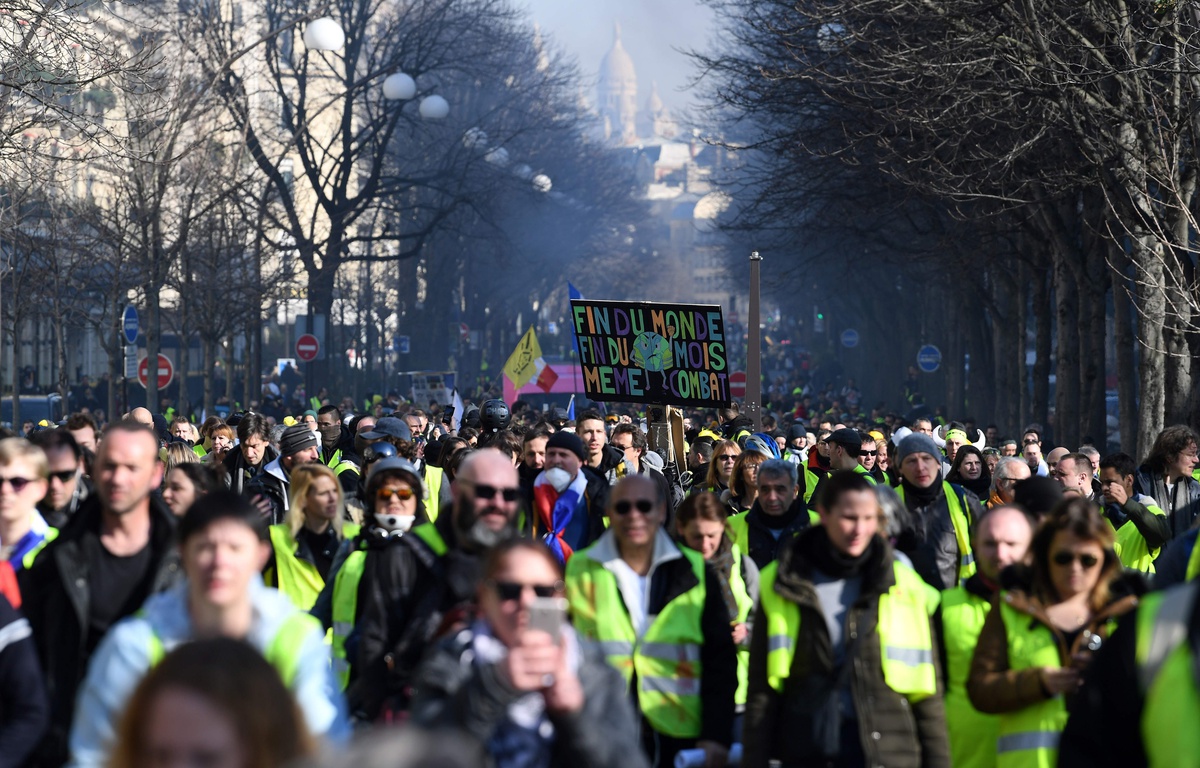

{"left": 265, "top": 464, "right": 360, "bottom": 611}
{"left": 722, "top": 450, "right": 765, "bottom": 515}
{"left": 967, "top": 499, "right": 1143, "bottom": 767}
{"left": 410, "top": 539, "right": 645, "bottom": 768}
{"left": 695, "top": 440, "right": 740, "bottom": 495}
{"left": 312, "top": 456, "right": 426, "bottom": 690}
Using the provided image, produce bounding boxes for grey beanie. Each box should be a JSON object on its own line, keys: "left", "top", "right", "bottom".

{"left": 279, "top": 425, "right": 319, "bottom": 456}
{"left": 896, "top": 433, "right": 941, "bottom": 465}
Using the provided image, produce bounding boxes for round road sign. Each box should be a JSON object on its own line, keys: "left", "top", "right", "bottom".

{"left": 729, "top": 370, "right": 747, "bottom": 399}
{"left": 296, "top": 333, "right": 320, "bottom": 362}
{"left": 841, "top": 329, "right": 859, "bottom": 348}
{"left": 137, "top": 354, "right": 174, "bottom": 389}
{"left": 917, "top": 344, "right": 942, "bottom": 373}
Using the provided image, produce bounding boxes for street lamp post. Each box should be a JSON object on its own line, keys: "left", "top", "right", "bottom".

{"left": 746, "top": 250, "right": 762, "bottom": 431}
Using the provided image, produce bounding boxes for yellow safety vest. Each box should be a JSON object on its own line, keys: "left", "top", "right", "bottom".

{"left": 727, "top": 544, "right": 754, "bottom": 707}
{"left": 759, "top": 557, "right": 938, "bottom": 699}
{"left": 1137, "top": 581, "right": 1200, "bottom": 768}
{"left": 566, "top": 545, "right": 707, "bottom": 738}
{"left": 993, "top": 597, "right": 1067, "bottom": 768}
{"left": 1186, "top": 537, "right": 1200, "bottom": 581}
{"left": 147, "top": 611, "right": 318, "bottom": 687}
{"left": 20, "top": 527, "right": 59, "bottom": 570}
{"left": 410, "top": 522, "right": 448, "bottom": 556}
{"left": 424, "top": 465, "right": 445, "bottom": 523}
{"left": 267, "top": 523, "right": 360, "bottom": 611}
{"left": 330, "top": 547, "right": 367, "bottom": 689}
{"left": 852, "top": 463, "right": 878, "bottom": 486}
{"left": 940, "top": 585, "right": 999, "bottom": 768}
{"left": 896, "top": 482, "right": 975, "bottom": 583}
{"left": 321, "top": 448, "right": 360, "bottom": 480}
{"left": 1111, "top": 502, "right": 1167, "bottom": 574}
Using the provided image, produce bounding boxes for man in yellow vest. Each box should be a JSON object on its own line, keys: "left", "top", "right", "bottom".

{"left": 727, "top": 459, "right": 813, "bottom": 570}
{"left": 1059, "top": 577, "right": 1200, "bottom": 766}
{"left": 316, "top": 405, "right": 361, "bottom": 494}
{"left": 68, "top": 491, "right": 347, "bottom": 767}
{"left": 893, "top": 432, "right": 982, "bottom": 590}
{"left": 938, "top": 505, "right": 1034, "bottom": 768}
{"left": 566, "top": 475, "right": 736, "bottom": 768}
{"left": 745, "top": 470, "right": 950, "bottom": 768}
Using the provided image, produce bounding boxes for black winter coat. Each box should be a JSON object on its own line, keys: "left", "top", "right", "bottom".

{"left": 0, "top": 594, "right": 48, "bottom": 768}
{"left": 18, "top": 495, "right": 182, "bottom": 768}
{"left": 743, "top": 528, "right": 951, "bottom": 768}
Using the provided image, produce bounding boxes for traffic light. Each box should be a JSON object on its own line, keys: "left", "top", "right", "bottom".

{"left": 814, "top": 306, "right": 825, "bottom": 333}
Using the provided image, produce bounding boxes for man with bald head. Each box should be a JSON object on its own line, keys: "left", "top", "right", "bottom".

{"left": 19, "top": 423, "right": 181, "bottom": 766}
{"left": 127, "top": 407, "right": 154, "bottom": 428}
{"left": 352, "top": 448, "right": 523, "bottom": 719}
{"left": 1045, "top": 446, "right": 1069, "bottom": 476}
{"left": 938, "top": 505, "right": 1034, "bottom": 768}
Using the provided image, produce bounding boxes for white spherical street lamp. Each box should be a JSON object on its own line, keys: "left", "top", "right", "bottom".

{"left": 382, "top": 72, "right": 417, "bottom": 100}
{"left": 532, "top": 173, "right": 552, "bottom": 193}
{"left": 418, "top": 95, "right": 450, "bottom": 119}
{"left": 302, "top": 17, "right": 345, "bottom": 51}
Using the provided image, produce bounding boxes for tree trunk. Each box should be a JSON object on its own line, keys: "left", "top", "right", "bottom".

{"left": 145, "top": 286, "right": 161, "bottom": 412}
{"left": 203, "top": 336, "right": 215, "bottom": 417}
{"left": 1163, "top": 285, "right": 1192, "bottom": 425}
{"left": 1053, "top": 255, "right": 1081, "bottom": 449}
{"left": 55, "top": 313, "right": 69, "bottom": 404}
{"left": 1031, "top": 266, "right": 1052, "bottom": 432}
{"left": 176, "top": 329, "right": 190, "bottom": 421}
{"left": 1112, "top": 257, "right": 1137, "bottom": 455}
{"left": 1132, "top": 235, "right": 1167, "bottom": 456}
{"left": 225, "top": 334, "right": 235, "bottom": 406}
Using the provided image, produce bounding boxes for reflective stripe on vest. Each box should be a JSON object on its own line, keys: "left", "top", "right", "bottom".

{"left": 330, "top": 548, "right": 367, "bottom": 690}
{"left": 897, "top": 482, "right": 975, "bottom": 583}
{"left": 268, "top": 523, "right": 360, "bottom": 611}
{"left": 994, "top": 597, "right": 1067, "bottom": 768}
{"left": 424, "top": 466, "right": 445, "bottom": 523}
{"left": 146, "top": 611, "right": 318, "bottom": 686}
{"left": 1137, "top": 581, "right": 1200, "bottom": 768}
{"left": 20, "top": 527, "right": 59, "bottom": 570}
{"left": 758, "top": 558, "right": 937, "bottom": 700}
{"left": 565, "top": 545, "right": 707, "bottom": 739}
{"left": 939, "top": 586, "right": 999, "bottom": 768}
{"left": 410, "top": 523, "right": 448, "bottom": 556}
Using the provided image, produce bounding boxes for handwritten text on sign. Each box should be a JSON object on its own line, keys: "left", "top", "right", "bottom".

{"left": 570, "top": 299, "right": 730, "bottom": 406}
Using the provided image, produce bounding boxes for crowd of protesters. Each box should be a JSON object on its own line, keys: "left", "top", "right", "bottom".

{"left": 0, "top": 380, "right": 1198, "bottom": 768}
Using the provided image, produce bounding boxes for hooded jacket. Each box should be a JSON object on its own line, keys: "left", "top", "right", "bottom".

{"left": 17, "top": 495, "right": 182, "bottom": 768}
{"left": 245, "top": 455, "right": 291, "bottom": 525}
{"left": 68, "top": 578, "right": 348, "bottom": 768}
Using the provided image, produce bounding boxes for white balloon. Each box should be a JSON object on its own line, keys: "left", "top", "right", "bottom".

{"left": 382, "top": 72, "right": 416, "bottom": 100}
{"left": 532, "top": 173, "right": 552, "bottom": 193}
{"left": 419, "top": 95, "right": 450, "bottom": 119}
{"left": 302, "top": 18, "right": 345, "bottom": 52}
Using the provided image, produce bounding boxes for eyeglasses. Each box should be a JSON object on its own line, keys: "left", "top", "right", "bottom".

{"left": 49, "top": 469, "right": 77, "bottom": 483}
{"left": 1052, "top": 551, "right": 1100, "bottom": 569}
{"left": 377, "top": 487, "right": 416, "bottom": 502}
{"left": 0, "top": 476, "right": 33, "bottom": 492}
{"left": 470, "top": 483, "right": 520, "bottom": 502}
{"left": 491, "top": 580, "right": 563, "bottom": 602}
{"left": 717, "top": 455, "right": 738, "bottom": 462}
{"left": 612, "top": 499, "right": 655, "bottom": 516}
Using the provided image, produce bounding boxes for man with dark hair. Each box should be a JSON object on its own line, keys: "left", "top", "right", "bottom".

{"left": 223, "top": 412, "right": 277, "bottom": 494}
{"left": 64, "top": 414, "right": 98, "bottom": 455}
{"left": 19, "top": 423, "right": 181, "bottom": 768}
{"left": 1099, "top": 452, "right": 1168, "bottom": 574}
{"left": 29, "top": 430, "right": 90, "bottom": 528}
{"left": 746, "top": 470, "right": 949, "bottom": 767}
{"left": 245, "top": 425, "right": 321, "bottom": 525}
{"left": 577, "top": 410, "right": 622, "bottom": 474}
{"left": 518, "top": 423, "right": 552, "bottom": 496}
{"left": 316, "top": 405, "right": 361, "bottom": 494}
{"left": 728, "top": 459, "right": 811, "bottom": 569}
{"left": 526, "top": 431, "right": 609, "bottom": 561}
{"left": 607, "top": 423, "right": 676, "bottom": 509}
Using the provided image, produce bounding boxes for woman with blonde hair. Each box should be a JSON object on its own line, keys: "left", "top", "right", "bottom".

{"left": 162, "top": 442, "right": 198, "bottom": 473}
{"left": 698, "top": 440, "right": 741, "bottom": 495}
{"left": 722, "top": 450, "right": 765, "bottom": 514}
{"left": 265, "top": 463, "right": 360, "bottom": 610}
{"left": 967, "top": 498, "right": 1144, "bottom": 767}
{"left": 107, "top": 638, "right": 316, "bottom": 768}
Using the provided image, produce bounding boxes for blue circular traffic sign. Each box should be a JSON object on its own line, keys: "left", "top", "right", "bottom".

{"left": 841, "top": 329, "right": 859, "bottom": 348}
{"left": 122, "top": 305, "right": 139, "bottom": 345}
{"left": 917, "top": 344, "right": 942, "bottom": 373}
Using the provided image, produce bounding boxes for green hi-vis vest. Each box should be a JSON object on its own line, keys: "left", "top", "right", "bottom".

{"left": 993, "top": 597, "right": 1069, "bottom": 768}
{"left": 192, "top": 444, "right": 207, "bottom": 458}
{"left": 410, "top": 522, "right": 448, "bottom": 556}
{"left": 1137, "top": 581, "right": 1200, "bottom": 768}
{"left": 940, "top": 585, "right": 999, "bottom": 768}
{"left": 1112, "top": 502, "right": 1167, "bottom": 574}
{"left": 566, "top": 545, "right": 707, "bottom": 739}
{"left": 330, "top": 547, "right": 367, "bottom": 690}
{"left": 852, "top": 463, "right": 878, "bottom": 486}
{"left": 1185, "top": 537, "right": 1200, "bottom": 581}
{"left": 728, "top": 544, "right": 754, "bottom": 707}
{"left": 423, "top": 465, "right": 445, "bottom": 523}
{"left": 321, "top": 448, "right": 360, "bottom": 479}
{"left": 20, "top": 527, "right": 59, "bottom": 570}
{"left": 267, "top": 523, "right": 360, "bottom": 611}
{"left": 147, "top": 611, "right": 318, "bottom": 687}
{"left": 896, "top": 482, "right": 975, "bottom": 583}
{"left": 759, "top": 558, "right": 938, "bottom": 700}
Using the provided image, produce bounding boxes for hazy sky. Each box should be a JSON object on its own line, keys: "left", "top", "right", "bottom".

{"left": 519, "top": 0, "right": 716, "bottom": 116}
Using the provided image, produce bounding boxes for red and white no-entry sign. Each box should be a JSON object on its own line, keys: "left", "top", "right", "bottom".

{"left": 138, "top": 354, "right": 174, "bottom": 389}
{"left": 296, "top": 333, "right": 320, "bottom": 362}
{"left": 729, "top": 370, "right": 747, "bottom": 399}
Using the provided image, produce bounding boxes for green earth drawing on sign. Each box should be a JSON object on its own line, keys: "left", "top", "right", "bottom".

{"left": 632, "top": 332, "right": 673, "bottom": 373}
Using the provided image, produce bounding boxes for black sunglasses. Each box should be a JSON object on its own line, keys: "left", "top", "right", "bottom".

{"left": 49, "top": 469, "right": 77, "bottom": 483}
{"left": 471, "top": 483, "right": 520, "bottom": 502}
{"left": 612, "top": 499, "right": 655, "bottom": 516}
{"left": 491, "top": 580, "right": 562, "bottom": 602}
{"left": 1052, "top": 551, "right": 1100, "bottom": 569}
